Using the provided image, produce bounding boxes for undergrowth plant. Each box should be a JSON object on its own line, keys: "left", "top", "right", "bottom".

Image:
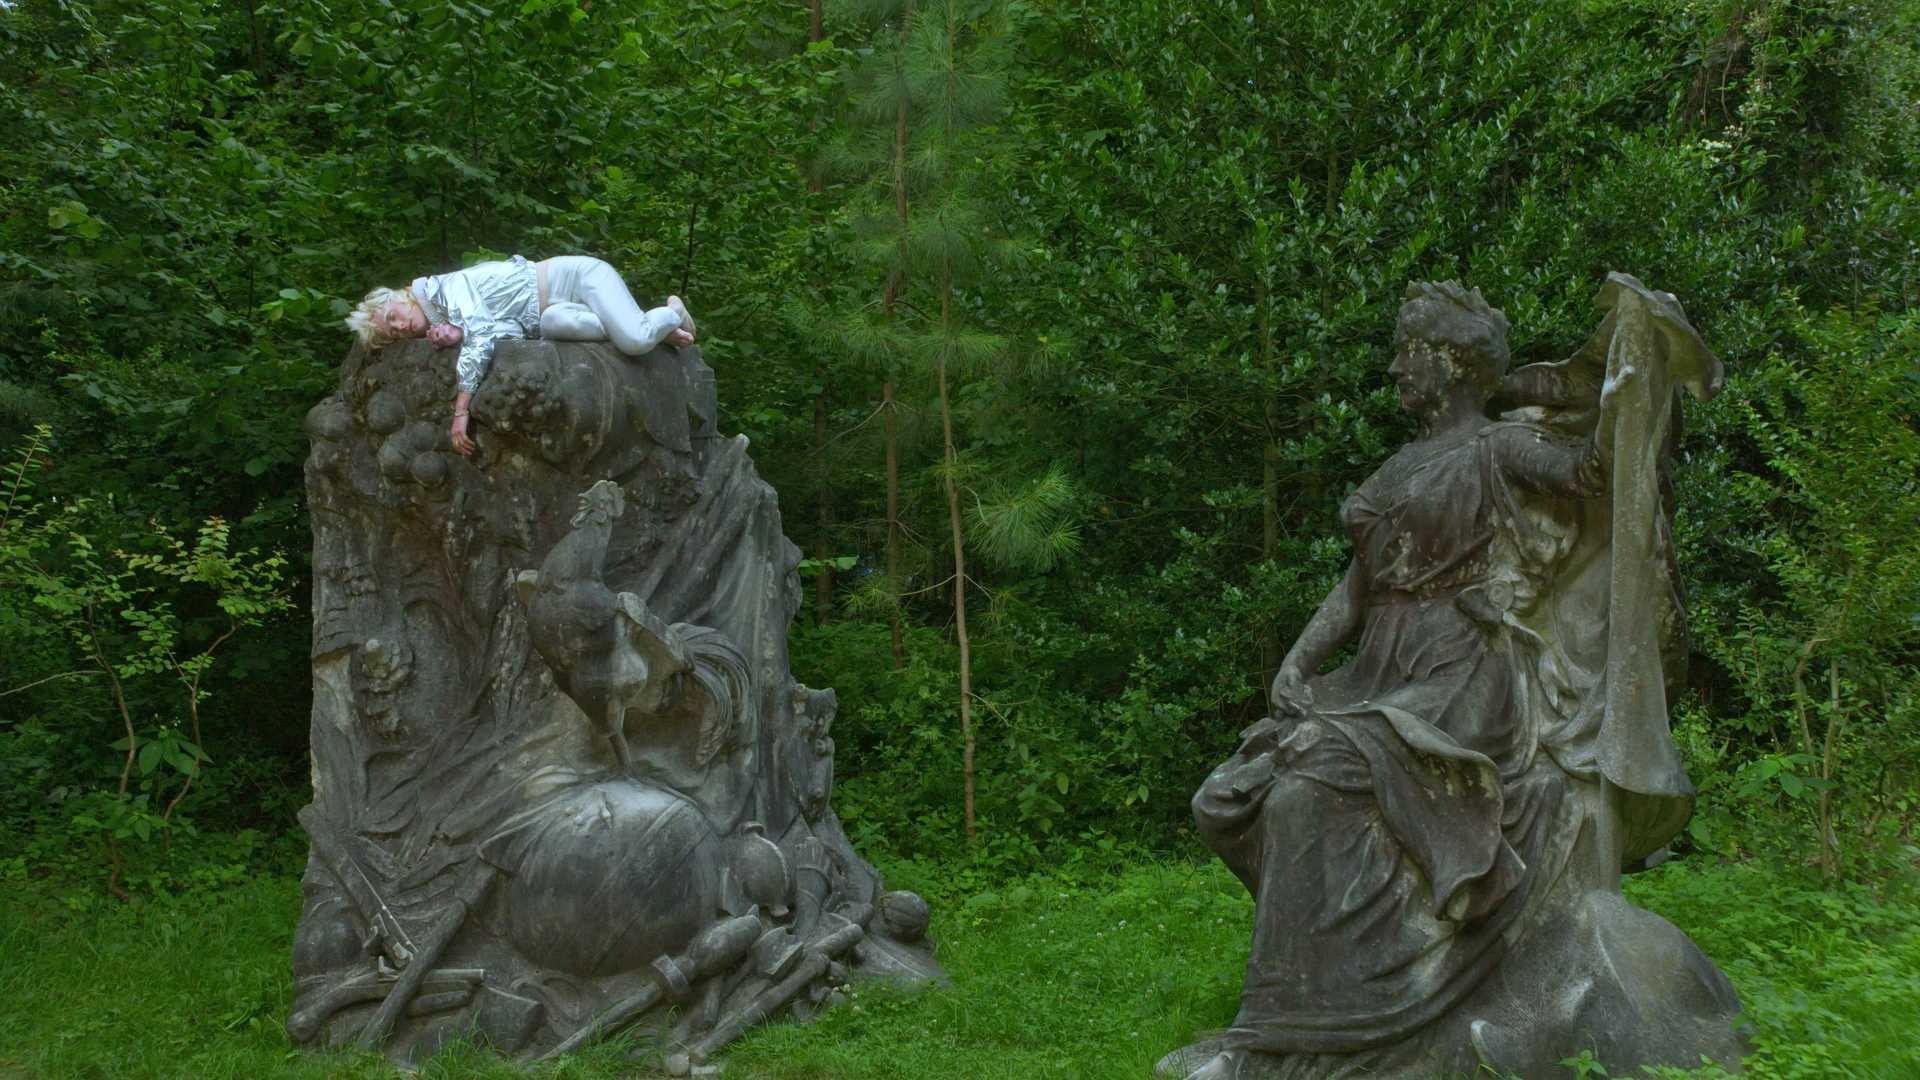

{"left": 0, "top": 424, "right": 291, "bottom": 897}
{"left": 1680, "top": 306, "right": 1920, "bottom": 876}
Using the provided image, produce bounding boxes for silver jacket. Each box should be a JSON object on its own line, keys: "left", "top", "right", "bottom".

{"left": 410, "top": 256, "right": 540, "bottom": 393}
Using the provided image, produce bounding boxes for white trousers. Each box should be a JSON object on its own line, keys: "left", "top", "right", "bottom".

{"left": 539, "top": 256, "right": 682, "bottom": 354}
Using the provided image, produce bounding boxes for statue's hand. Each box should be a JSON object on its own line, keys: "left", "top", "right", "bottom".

{"left": 427, "top": 322, "right": 464, "bottom": 348}
{"left": 1269, "top": 663, "right": 1315, "bottom": 719}
{"left": 1600, "top": 361, "right": 1635, "bottom": 412}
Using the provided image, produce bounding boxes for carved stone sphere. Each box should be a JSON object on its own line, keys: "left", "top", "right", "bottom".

{"left": 878, "top": 890, "right": 931, "bottom": 943}
{"left": 498, "top": 780, "right": 722, "bottom": 978}
{"left": 292, "top": 890, "right": 367, "bottom": 977}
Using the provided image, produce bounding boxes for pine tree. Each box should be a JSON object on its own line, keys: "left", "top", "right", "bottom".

{"left": 828, "top": 0, "right": 1026, "bottom": 835}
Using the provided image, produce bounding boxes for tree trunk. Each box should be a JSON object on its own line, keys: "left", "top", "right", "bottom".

{"left": 681, "top": 202, "right": 699, "bottom": 296}
{"left": 242, "top": 0, "right": 269, "bottom": 82}
{"left": 1819, "top": 659, "right": 1845, "bottom": 879}
{"left": 881, "top": 21, "right": 911, "bottom": 670}
{"left": 804, "top": 0, "right": 831, "bottom": 624}
{"left": 883, "top": 380, "right": 905, "bottom": 669}
{"left": 86, "top": 606, "right": 135, "bottom": 900}
{"left": 936, "top": 282, "right": 975, "bottom": 837}
{"left": 812, "top": 374, "right": 834, "bottom": 626}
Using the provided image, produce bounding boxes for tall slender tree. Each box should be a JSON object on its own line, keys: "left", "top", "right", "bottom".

{"left": 806, "top": 0, "right": 838, "bottom": 627}
{"left": 829, "top": 0, "right": 1017, "bottom": 834}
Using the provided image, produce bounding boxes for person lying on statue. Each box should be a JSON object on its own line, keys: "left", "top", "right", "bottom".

{"left": 344, "top": 255, "right": 697, "bottom": 457}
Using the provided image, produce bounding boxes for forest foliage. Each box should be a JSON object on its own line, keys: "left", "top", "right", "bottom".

{"left": 1, "top": 0, "right": 1916, "bottom": 890}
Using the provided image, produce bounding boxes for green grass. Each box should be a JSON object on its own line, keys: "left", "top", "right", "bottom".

{"left": 1623, "top": 860, "right": 1920, "bottom": 1080}
{"left": 0, "top": 855, "right": 1914, "bottom": 1079}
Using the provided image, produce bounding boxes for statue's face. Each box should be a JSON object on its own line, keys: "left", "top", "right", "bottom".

{"left": 351, "top": 637, "right": 416, "bottom": 738}
{"left": 1389, "top": 336, "right": 1456, "bottom": 416}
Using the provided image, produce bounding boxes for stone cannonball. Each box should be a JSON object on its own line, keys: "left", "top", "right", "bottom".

{"left": 291, "top": 889, "right": 367, "bottom": 977}
{"left": 878, "top": 890, "right": 931, "bottom": 943}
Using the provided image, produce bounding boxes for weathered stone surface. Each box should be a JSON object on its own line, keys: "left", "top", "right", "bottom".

{"left": 1163, "top": 275, "right": 1746, "bottom": 1079}
{"left": 292, "top": 337, "right": 939, "bottom": 1064}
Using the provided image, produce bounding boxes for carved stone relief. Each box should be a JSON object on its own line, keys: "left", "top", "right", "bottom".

{"left": 292, "top": 337, "right": 938, "bottom": 1067}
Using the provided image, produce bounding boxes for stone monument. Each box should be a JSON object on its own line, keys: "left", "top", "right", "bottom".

{"left": 1162, "top": 275, "right": 1747, "bottom": 1078}
{"left": 292, "top": 336, "right": 939, "bottom": 1066}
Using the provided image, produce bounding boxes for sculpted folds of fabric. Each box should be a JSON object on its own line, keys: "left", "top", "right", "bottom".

{"left": 1166, "top": 275, "right": 1746, "bottom": 1079}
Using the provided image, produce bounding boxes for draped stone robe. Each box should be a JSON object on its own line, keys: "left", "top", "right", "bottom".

{"left": 1188, "top": 275, "right": 1728, "bottom": 1072}
{"left": 1193, "top": 420, "right": 1603, "bottom": 1054}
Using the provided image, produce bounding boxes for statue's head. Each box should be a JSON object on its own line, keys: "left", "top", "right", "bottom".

{"left": 1392, "top": 281, "right": 1510, "bottom": 400}
{"left": 571, "top": 479, "right": 625, "bottom": 528}
{"left": 351, "top": 637, "right": 416, "bottom": 738}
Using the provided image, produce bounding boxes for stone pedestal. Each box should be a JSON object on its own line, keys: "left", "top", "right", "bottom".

{"left": 292, "top": 338, "right": 937, "bottom": 1064}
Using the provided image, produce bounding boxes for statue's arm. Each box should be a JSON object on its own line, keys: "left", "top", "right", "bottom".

{"left": 1489, "top": 423, "right": 1608, "bottom": 500}
{"left": 1502, "top": 360, "right": 1595, "bottom": 410}
{"left": 1269, "top": 556, "right": 1365, "bottom": 715}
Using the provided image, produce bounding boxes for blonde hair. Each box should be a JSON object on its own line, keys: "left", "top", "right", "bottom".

{"left": 344, "top": 286, "right": 408, "bottom": 347}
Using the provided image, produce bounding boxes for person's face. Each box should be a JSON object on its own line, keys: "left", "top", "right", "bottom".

{"left": 381, "top": 297, "right": 427, "bottom": 339}
{"left": 1388, "top": 336, "right": 1454, "bottom": 416}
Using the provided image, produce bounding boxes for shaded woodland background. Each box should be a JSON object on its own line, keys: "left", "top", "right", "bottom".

{"left": 2, "top": 0, "right": 1917, "bottom": 896}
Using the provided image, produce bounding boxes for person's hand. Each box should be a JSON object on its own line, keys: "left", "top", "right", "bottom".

{"left": 427, "top": 323, "right": 464, "bottom": 348}
{"left": 1268, "top": 663, "right": 1315, "bottom": 719}
{"left": 451, "top": 411, "right": 475, "bottom": 458}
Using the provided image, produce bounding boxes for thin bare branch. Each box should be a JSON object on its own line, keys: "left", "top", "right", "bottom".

{"left": 0, "top": 669, "right": 99, "bottom": 697}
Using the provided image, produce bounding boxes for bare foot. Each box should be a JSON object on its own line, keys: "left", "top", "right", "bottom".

{"left": 667, "top": 295, "right": 696, "bottom": 340}
{"left": 1469, "top": 1019, "right": 1512, "bottom": 1073}
{"left": 1185, "top": 1051, "right": 1242, "bottom": 1080}
{"left": 666, "top": 328, "right": 694, "bottom": 348}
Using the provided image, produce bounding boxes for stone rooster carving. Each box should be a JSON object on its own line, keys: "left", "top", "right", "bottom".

{"left": 514, "top": 480, "right": 692, "bottom": 776}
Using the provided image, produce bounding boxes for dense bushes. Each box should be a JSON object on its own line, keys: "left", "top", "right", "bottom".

{"left": 796, "top": 0, "right": 1920, "bottom": 864}
{"left": 2, "top": 0, "right": 1915, "bottom": 886}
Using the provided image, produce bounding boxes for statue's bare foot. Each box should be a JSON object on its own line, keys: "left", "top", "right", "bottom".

{"left": 667, "top": 295, "right": 696, "bottom": 340}
{"left": 666, "top": 327, "right": 694, "bottom": 348}
{"left": 1469, "top": 1019, "right": 1513, "bottom": 1073}
{"left": 1184, "top": 1050, "right": 1242, "bottom": 1080}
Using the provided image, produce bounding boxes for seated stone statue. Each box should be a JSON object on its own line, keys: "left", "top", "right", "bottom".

{"left": 1166, "top": 276, "right": 1746, "bottom": 1078}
